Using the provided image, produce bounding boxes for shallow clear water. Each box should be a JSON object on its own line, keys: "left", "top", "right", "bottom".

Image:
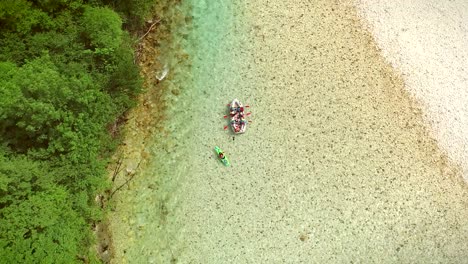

{"left": 110, "top": 1, "right": 468, "bottom": 263}
{"left": 109, "top": 1, "right": 255, "bottom": 263}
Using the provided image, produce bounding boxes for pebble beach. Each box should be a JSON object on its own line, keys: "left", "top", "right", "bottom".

{"left": 109, "top": 1, "right": 468, "bottom": 263}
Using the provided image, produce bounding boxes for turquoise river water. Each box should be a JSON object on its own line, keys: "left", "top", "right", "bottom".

{"left": 109, "top": 1, "right": 468, "bottom": 263}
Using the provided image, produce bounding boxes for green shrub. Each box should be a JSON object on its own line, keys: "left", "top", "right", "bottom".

{"left": 81, "top": 6, "right": 123, "bottom": 50}
{"left": 99, "top": 0, "right": 155, "bottom": 30}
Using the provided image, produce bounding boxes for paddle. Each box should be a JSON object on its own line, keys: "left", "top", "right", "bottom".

{"left": 226, "top": 103, "right": 250, "bottom": 107}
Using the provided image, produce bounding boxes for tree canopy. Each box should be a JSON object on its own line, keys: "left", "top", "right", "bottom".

{"left": 0, "top": 0, "right": 154, "bottom": 262}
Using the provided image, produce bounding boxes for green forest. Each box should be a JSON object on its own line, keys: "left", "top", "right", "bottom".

{"left": 0, "top": 0, "right": 154, "bottom": 262}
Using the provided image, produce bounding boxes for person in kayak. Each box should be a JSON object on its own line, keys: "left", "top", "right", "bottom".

{"left": 219, "top": 152, "right": 225, "bottom": 160}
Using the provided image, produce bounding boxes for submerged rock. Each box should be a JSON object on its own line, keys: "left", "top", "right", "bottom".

{"left": 156, "top": 64, "right": 170, "bottom": 81}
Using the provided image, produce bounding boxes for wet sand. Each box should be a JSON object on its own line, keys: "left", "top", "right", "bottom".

{"left": 109, "top": 0, "right": 468, "bottom": 263}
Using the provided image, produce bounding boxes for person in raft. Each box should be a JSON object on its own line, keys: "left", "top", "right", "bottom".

{"left": 230, "top": 106, "right": 244, "bottom": 118}
{"left": 230, "top": 107, "right": 236, "bottom": 117}
{"left": 230, "top": 120, "right": 241, "bottom": 133}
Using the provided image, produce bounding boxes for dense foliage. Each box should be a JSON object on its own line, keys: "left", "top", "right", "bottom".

{"left": 0, "top": 0, "right": 154, "bottom": 262}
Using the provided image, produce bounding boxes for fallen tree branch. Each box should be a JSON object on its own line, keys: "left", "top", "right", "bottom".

{"left": 134, "top": 18, "right": 162, "bottom": 65}
{"left": 138, "top": 18, "right": 162, "bottom": 42}
{"left": 111, "top": 154, "right": 124, "bottom": 182}
{"left": 108, "top": 159, "right": 142, "bottom": 200}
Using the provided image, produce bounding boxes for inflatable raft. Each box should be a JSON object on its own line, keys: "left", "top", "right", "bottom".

{"left": 229, "top": 98, "right": 247, "bottom": 134}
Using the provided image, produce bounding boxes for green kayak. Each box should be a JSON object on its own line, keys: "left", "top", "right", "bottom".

{"left": 214, "top": 146, "right": 230, "bottom": 166}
